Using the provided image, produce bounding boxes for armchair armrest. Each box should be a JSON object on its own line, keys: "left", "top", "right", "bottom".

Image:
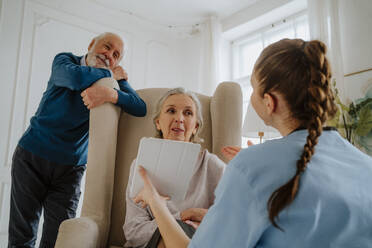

{"left": 56, "top": 77, "right": 121, "bottom": 247}
{"left": 55, "top": 217, "right": 99, "bottom": 248}
{"left": 82, "top": 77, "right": 122, "bottom": 246}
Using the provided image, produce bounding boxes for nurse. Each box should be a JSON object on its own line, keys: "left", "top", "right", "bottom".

{"left": 133, "top": 38, "right": 372, "bottom": 248}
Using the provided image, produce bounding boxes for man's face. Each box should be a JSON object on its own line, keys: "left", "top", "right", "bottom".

{"left": 86, "top": 34, "right": 124, "bottom": 70}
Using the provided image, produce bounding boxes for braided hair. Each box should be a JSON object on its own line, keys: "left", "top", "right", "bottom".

{"left": 253, "top": 39, "right": 338, "bottom": 229}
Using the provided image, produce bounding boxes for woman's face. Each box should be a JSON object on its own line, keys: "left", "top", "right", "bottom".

{"left": 156, "top": 94, "right": 199, "bottom": 142}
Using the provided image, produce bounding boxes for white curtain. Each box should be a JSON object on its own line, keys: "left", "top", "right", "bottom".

{"left": 307, "top": 0, "right": 345, "bottom": 100}
{"left": 198, "top": 15, "right": 222, "bottom": 96}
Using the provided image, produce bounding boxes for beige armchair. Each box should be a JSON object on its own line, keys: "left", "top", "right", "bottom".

{"left": 55, "top": 78, "right": 242, "bottom": 248}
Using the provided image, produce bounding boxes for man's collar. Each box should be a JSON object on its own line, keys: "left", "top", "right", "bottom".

{"left": 81, "top": 55, "right": 87, "bottom": 66}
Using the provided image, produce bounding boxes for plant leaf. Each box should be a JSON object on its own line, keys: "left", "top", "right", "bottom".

{"left": 355, "top": 105, "right": 372, "bottom": 136}
{"left": 327, "top": 108, "right": 341, "bottom": 126}
{"left": 336, "top": 99, "right": 349, "bottom": 112}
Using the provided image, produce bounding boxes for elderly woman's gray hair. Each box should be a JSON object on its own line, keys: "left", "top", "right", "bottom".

{"left": 153, "top": 87, "right": 204, "bottom": 143}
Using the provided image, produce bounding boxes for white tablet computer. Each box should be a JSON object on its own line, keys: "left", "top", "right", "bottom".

{"left": 129, "top": 137, "right": 201, "bottom": 203}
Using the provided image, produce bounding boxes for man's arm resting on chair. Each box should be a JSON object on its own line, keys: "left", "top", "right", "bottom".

{"left": 80, "top": 84, "right": 118, "bottom": 110}
{"left": 80, "top": 66, "right": 147, "bottom": 116}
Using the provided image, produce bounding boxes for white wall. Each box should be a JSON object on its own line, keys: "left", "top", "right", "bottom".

{"left": 338, "top": 0, "right": 372, "bottom": 101}
{"left": 220, "top": 0, "right": 372, "bottom": 102}
{"left": 0, "top": 0, "right": 203, "bottom": 245}
{"left": 220, "top": 38, "right": 232, "bottom": 82}
{"left": 175, "top": 34, "right": 204, "bottom": 92}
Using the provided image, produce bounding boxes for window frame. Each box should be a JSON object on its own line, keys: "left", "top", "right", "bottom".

{"left": 231, "top": 10, "right": 309, "bottom": 146}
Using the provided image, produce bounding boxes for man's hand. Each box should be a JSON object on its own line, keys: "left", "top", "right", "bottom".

{"left": 112, "top": 66, "right": 128, "bottom": 81}
{"left": 81, "top": 84, "right": 118, "bottom": 109}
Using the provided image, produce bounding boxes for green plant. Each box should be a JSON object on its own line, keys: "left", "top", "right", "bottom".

{"left": 328, "top": 80, "right": 372, "bottom": 145}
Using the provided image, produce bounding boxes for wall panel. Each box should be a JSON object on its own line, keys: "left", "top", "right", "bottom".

{"left": 0, "top": 0, "right": 199, "bottom": 245}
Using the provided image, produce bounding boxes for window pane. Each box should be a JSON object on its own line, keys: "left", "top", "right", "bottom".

{"left": 241, "top": 86, "right": 253, "bottom": 129}
{"left": 295, "top": 17, "right": 310, "bottom": 40}
{"left": 241, "top": 84, "right": 252, "bottom": 104}
{"left": 238, "top": 38, "right": 263, "bottom": 77}
{"left": 232, "top": 12, "right": 309, "bottom": 143}
{"left": 242, "top": 136, "right": 260, "bottom": 147}
{"left": 264, "top": 22, "right": 295, "bottom": 46}
{"left": 236, "top": 77, "right": 252, "bottom": 118}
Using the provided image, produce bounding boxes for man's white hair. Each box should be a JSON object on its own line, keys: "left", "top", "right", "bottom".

{"left": 93, "top": 32, "right": 121, "bottom": 42}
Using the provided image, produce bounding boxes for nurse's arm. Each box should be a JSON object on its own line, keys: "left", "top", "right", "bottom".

{"left": 133, "top": 166, "right": 190, "bottom": 248}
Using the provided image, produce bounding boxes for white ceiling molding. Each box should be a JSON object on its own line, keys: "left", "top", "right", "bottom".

{"left": 91, "top": 0, "right": 258, "bottom": 27}
{"left": 222, "top": 0, "right": 307, "bottom": 41}
{"left": 32, "top": 0, "right": 179, "bottom": 38}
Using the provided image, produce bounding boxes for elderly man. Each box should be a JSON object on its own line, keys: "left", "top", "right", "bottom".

{"left": 8, "top": 32, "right": 146, "bottom": 248}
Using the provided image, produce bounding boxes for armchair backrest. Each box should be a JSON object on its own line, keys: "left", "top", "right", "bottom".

{"left": 82, "top": 80, "right": 242, "bottom": 247}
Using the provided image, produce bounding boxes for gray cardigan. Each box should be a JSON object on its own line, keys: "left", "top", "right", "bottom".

{"left": 123, "top": 149, "right": 225, "bottom": 248}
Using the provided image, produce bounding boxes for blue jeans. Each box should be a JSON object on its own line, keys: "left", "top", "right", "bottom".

{"left": 8, "top": 146, "right": 86, "bottom": 248}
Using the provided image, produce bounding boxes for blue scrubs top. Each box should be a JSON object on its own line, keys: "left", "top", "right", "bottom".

{"left": 189, "top": 129, "right": 372, "bottom": 248}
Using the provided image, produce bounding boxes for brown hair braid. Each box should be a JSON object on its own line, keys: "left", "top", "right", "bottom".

{"left": 253, "top": 39, "right": 337, "bottom": 230}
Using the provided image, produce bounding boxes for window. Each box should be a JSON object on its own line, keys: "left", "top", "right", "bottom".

{"left": 232, "top": 11, "right": 310, "bottom": 146}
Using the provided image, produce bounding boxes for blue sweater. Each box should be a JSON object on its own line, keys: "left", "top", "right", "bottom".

{"left": 19, "top": 52, "right": 146, "bottom": 166}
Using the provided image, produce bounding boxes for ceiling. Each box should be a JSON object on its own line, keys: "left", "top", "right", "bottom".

{"left": 93, "top": 0, "right": 259, "bottom": 27}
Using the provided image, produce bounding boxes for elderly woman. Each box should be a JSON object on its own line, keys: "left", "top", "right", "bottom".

{"left": 123, "top": 88, "right": 225, "bottom": 248}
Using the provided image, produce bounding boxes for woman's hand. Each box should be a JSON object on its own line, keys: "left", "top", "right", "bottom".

{"left": 221, "top": 146, "right": 241, "bottom": 161}
{"left": 221, "top": 140, "right": 254, "bottom": 161}
{"left": 133, "top": 167, "right": 190, "bottom": 248}
{"left": 184, "top": 220, "right": 201, "bottom": 229}
{"left": 133, "top": 166, "right": 170, "bottom": 208}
